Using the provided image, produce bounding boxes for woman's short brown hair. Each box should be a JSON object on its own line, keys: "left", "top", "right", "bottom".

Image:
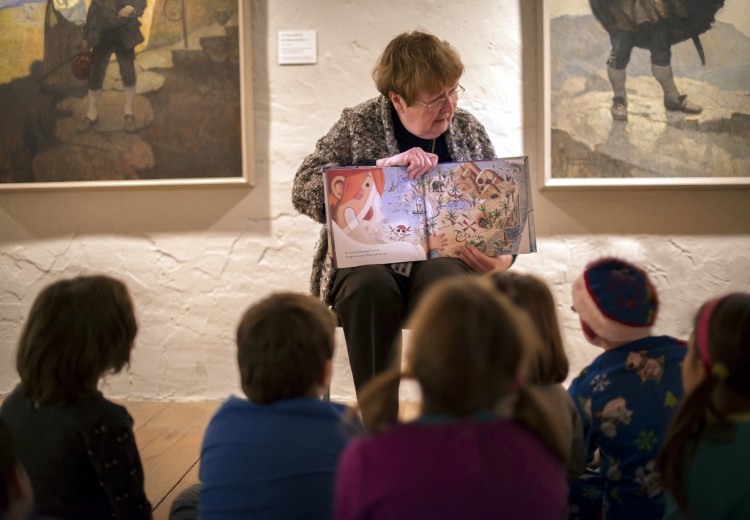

{"left": 16, "top": 275, "right": 137, "bottom": 405}
{"left": 372, "top": 30, "right": 464, "bottom": 103}
{"left": 236, "top": 292, "right": 336, "bottom": 404}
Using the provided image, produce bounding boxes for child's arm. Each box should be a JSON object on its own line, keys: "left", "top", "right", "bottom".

{"left": 85, "top": 407, "right": 152, "bottom": 519}
{"left": 568, "top": 374, "right": 597, "bottom": 465}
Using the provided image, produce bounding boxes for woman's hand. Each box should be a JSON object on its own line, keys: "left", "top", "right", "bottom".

{"left": 376, "top": 147, "right": 438, "bottom": 180}
{"left": 459, "top": 245, "right": 513, "bottom": 273}
{"left": 425, "top": 232, "right": 448, "bottom": 253}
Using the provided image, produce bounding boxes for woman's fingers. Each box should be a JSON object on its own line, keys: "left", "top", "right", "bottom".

{"left": 377, "top": 147, "right": 438, "bottom": 179}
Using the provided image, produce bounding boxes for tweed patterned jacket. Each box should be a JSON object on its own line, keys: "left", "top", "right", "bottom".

{"left": 291, "top": 95, "right": 496, "bottom": 303}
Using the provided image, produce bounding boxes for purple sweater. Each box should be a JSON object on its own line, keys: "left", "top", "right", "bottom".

{"left": 334, "top": 417, "right": 567, "bottom": 520}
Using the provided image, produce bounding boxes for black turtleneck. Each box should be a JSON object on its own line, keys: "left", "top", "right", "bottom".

{"left": 390, "top": 104, "right": 452, "bottom": 163}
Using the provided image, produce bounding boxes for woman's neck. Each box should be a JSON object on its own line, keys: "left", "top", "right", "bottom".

{"left": 389, "top": 104, "right": 451, "bottom": 162}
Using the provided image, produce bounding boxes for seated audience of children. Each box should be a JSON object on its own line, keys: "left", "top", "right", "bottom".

{"left": 334, "top": 276, "right": 568, "bottom": 520}
{"left": 169, "top": 292, "right": 362, "bottom": 520}
{"left": 486, "top": 270, "right": 585, "bottom": 484}
{"left": 567, "top": 257, "right": 686, "bottom": 519}
{"left": 659, "top": 292, "right": 750, "bottom": 519}
{"left": 0, "top": 275, "right": 151, "bottom": 519}
{"left": 5, "top": 263, "right": 746, "bottom": 520}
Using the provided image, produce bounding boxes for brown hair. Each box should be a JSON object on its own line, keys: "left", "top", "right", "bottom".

{"left": 236, "top": 292, "right": 336, "bottom": 404}
{"left": 485, "top": 271, "right": 569, "bottom": 384}
{"left": 658, "top": 292, "right": 750, "bottom": 514}
{"left": 372, "top": 31, "right": 464, "bottom": 104}
{"left": 16, "top": 275, "right": 137, "bottom": 405}
{"left": 356, "top": 277, "right": 567, "bottom": 460}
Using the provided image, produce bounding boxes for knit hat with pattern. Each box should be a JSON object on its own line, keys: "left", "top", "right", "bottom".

{"left": 571, "top": 257, "right": 658, "bottom": 343}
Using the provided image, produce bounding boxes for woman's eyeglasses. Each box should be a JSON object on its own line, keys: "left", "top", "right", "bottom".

{"left": 413, "top": 85, "right": 465, "bottom": 112}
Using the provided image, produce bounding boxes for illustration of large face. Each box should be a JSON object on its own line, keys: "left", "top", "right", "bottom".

{"left": 329, "top": 170, "right": 385, "bottom": 234}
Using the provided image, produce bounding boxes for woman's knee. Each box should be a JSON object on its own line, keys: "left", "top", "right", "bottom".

{"left": 332, "top": 265, "right": 401, "bottom": 308}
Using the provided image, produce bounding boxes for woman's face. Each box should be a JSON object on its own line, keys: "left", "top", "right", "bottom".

{"left": 682, "top": 331, "right": 707, "bottom": 394}
{"left": 390, "top": 83, "right": 460, "bottom": 140}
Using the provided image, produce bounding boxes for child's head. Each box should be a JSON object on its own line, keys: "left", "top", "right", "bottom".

{"left": 571, "top": 257, "right": 658, "bottom": 347}
{"left": 0, "top": 419, "right": 34, "bottom": 520}
{"left": 405, "top": 276, "right": 537, "bottom": 417}
{"left": 659, "top": 292, "right": 750, "bottom": 514}
{"left": 356, "top": 276, "right": 567, "bottom": 459}
{"left": 236, "top": 292, "right": 336, "bottom": 404}
{"left": 682, "top": 292, "right": 750, "bottom": 395}
{"left": 485, "top": 271, "right": 569, "bottom": 384}
{"left": 16, "top": 275, "right": 137, "bottom": 405}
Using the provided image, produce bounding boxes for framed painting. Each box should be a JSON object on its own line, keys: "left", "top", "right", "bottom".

{"left": 0, "top": 0, "right": 254, "bottom": 190}
{"left": 541, "top": 0, "right": 750, "bottom": 187}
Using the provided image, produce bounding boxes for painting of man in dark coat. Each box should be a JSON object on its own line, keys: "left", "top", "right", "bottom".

{"left": 78, "top": 0, "right": 148, "bottom": 133}
{"left": 590, "top": 0, "right": 725, "bottom": 121}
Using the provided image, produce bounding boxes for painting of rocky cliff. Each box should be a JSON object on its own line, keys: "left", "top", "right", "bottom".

{"left": 546, "top": 1, "right": 749, "bottom": 185}
{"left": 0, "top": 0, "right": 249, "bottom": 188}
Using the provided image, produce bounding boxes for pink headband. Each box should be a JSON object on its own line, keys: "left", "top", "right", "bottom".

{"left": 696, "top": 297, "right": 722, "bottom": 372}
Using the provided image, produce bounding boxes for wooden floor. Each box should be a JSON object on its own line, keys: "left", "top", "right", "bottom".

{"left": 123, "top": 399, "right": 420, "bottom": 520}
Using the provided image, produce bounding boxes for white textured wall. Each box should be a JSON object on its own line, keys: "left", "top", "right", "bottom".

{"left": 1, "top": 1, "right": 748, "bottom": 402}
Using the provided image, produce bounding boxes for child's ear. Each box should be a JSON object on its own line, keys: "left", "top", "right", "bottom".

{"left": 330, "top": 176, "right": 346, "bottom": 203}
{"left": 318, "top": 359, "right": 333, "bottom": 392}
{"left": 580, "top": 319, "right": 599, "bottom": 345}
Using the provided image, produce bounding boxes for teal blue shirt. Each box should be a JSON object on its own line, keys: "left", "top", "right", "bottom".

{"left": 663, "top": 416, "right": 750, "bottom": 520}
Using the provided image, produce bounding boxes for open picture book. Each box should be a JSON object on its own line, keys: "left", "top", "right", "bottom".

{"left": 323, "top": 157, "right": 536, "bottom": 269}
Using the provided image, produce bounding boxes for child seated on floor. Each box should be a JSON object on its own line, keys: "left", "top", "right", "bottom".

{"left": 0, "top": 275, "right": 152, "bottom": 519}
{"left": 485, "top": 270, "right": 585, "bottom": 485}
{"left": 659, "top": 292, "right": 750, "bottom": 519}
{"left": 334, "top": 276, "right": 568, "bottom": 520}
{"left": 169, "top": 292, "right": 362, "bottom": 520}
{"left": 567, "top": 257, "right": 686, "bottom": 519}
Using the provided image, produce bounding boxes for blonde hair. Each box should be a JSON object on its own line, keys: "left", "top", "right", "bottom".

{"left": 356, "top": 276, "right": 568, "bottom": 460}
{"left": 372, "top": 31, "right": 464, "bottom": 103}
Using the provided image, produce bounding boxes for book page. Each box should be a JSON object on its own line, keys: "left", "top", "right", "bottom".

{"left": 323, "top": 158, "right": 535, "bottom": 268}
{"left": 422, "top": 158, "right": 536, "bottom": 258}
{"left": 323, "top": 166, "right": 428, "bottom": 268}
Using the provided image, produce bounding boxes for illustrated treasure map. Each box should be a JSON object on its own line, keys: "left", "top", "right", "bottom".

{"left": 323, "top": 157, "right": 536, "bottom": 268}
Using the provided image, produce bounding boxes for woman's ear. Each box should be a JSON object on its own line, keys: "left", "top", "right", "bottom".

{"left": 389, "top": 91, "right": 407, "bottom": 114}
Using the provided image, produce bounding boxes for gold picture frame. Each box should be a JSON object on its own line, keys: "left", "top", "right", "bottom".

{"left": 0, "top": 0, "right": 253, "bottom": 190}
{"left": 540, "top": 0, "right": 750, "bottom": 188}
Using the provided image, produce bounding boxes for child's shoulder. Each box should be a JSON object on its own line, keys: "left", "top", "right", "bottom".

{"left": 69, "top": 392, "right": 133, "bottom": 429}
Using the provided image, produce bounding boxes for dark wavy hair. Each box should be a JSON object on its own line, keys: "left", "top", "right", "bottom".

{"left": 16, "top": 275, "right": 137, "bottom": 405}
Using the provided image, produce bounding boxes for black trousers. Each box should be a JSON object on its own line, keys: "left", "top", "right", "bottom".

{"left": 88, "top": 31, "right": 137, "bottom": 90}
{"left": 330, "top": 257, "right": 475, "bottom": 410}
